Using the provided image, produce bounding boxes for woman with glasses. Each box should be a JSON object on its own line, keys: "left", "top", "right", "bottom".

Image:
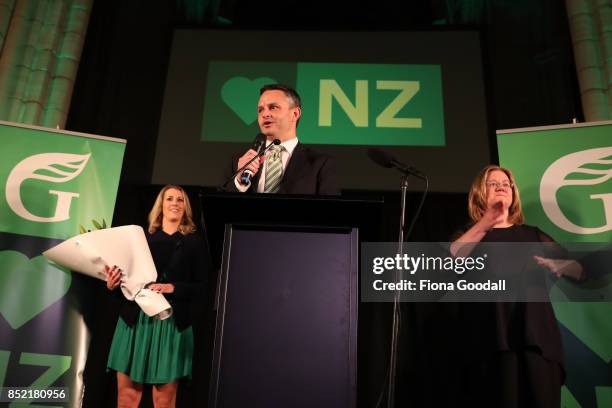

{"left": 449, "top": 165, "right": 583, "bottom": 408}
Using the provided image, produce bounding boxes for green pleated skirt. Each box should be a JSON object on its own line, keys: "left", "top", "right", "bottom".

{"left": 107, "top": 311, "right": 193, "bottom": 384}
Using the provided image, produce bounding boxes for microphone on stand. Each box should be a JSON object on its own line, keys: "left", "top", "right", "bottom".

{"left": 366, "top": 146, "right": 429, "bottom": 408}
{"left": 367, "top": 148, "right": 427, "bottom": 180}
{"left": 239, "top": 133, "right": 267, "bottom": 185}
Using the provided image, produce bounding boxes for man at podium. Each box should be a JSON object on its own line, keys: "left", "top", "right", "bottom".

{"left": 228, "top": 84, "right": 339, "bottom": 195}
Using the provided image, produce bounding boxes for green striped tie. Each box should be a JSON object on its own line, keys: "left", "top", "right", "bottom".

{"left": 264, "top": 145, "right": 283, "bottom": 193}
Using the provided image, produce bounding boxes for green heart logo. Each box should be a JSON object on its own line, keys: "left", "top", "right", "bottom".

{"left": 221, "top": 76, "right": 277, "bottom": 124}
{"left": 0, "top": 250, "right": 71, "bottom": 329}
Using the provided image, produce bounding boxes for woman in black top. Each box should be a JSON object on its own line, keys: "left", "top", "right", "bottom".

{"left": 450, "top": 165, "right": 583, "bottom": 408}
{"left": 105, "top": 185, "right": 208, "bottom": 408}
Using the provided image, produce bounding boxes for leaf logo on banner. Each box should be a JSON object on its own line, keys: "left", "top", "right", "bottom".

{"left": 540, "top": 147, "right": 612, "bottom": 235}
{"left": 5, "top": 153, "right": 91, "bottom": 222}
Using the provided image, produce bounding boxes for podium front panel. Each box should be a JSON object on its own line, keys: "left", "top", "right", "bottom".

{"left": 209, "top": 225, "right": 358, "bottom": 408}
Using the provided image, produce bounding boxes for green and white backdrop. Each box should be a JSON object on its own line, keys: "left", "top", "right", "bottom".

{"left": 498, "top": 121, "right": 612, "bottom": 408}
{"left": 0, "top": 121, "right": 124, "bottom": 407}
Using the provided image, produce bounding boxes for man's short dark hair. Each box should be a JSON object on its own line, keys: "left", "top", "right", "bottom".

{"left": 260, "top": 84, "right": 302, "bottom": 108}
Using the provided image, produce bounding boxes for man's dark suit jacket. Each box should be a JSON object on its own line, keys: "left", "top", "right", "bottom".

{"left": 228, "top": 142, "right": 340, "bottom": 195}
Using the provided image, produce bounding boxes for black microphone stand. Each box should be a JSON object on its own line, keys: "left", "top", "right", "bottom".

{"left": 387, "top": 175, "right": 409, "bottom": 408}
{"left": 366, "top": 148, "right": 428, "bottom": 408}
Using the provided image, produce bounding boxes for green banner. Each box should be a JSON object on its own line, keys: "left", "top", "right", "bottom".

{"left": 1, "top": 123, "right": 124, "bottom": 240}
{"left": 497, "top": 121, "right": 612, "bottom": 408}
{"left": 201, "top": 60, "right": 445, "bottom": 146}
{"left": 0, "top": 121, "right": 125, "bottom": 407}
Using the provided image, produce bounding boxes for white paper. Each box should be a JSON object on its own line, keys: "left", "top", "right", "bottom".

{"left": 43, "top": 225, "right": 172, "bottom": 319}
{"left": 135, "top": 289, "right": 173, "bottom": 319}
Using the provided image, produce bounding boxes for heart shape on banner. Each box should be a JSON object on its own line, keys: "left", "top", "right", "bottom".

{"left": 0, "top": 250, "right": 71, "bottom": 330}
{"left": 221, "top": 76, "right": 277, "bottom": 125}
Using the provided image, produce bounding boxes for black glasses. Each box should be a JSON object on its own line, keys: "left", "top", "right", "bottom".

{"left": 486, "top": 181, "right": 513, "bottom": 189}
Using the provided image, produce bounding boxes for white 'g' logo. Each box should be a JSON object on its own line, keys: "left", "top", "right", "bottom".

{"left": 5, "top": 153, "right": 91, "bottom": 222}
{"left": 540, "top": 147, "right": 612, "bottom": 234}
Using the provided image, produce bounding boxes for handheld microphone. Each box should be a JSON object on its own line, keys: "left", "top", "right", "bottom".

{"left": 220, "top": 138, "right": 281, "bottom": 191}
{"left": 367, "top": 148, "right": 427, "bottom": 180}
{"left": 239, "top": 133, "right": 267, "bottom": 185}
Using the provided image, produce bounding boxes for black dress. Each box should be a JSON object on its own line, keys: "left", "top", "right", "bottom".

{"left": 456, "top": 224, "right": 565, "bottom": 408}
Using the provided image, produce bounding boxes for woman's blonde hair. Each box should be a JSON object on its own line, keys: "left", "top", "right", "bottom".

{"left": 468, "top": 165, "right": 525, "bottom": 225}
{"left": 147, "top": 185, "right": 196, "bottom": 235}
